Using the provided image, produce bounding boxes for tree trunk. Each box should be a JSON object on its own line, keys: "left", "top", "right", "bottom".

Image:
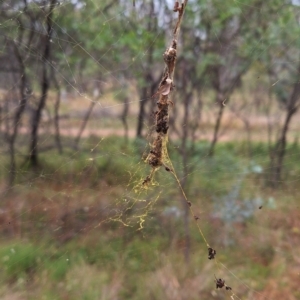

{"left": 270, "top": 105, "right": 298, "bottom": 186}
{"left": 29, "top": 0, "right": 56, "bottom": 167}
{"left": 269, "top": 76, "right": 300, "bottom": 187}
{"left": 74, "top": 101, "right": 96, "bottom": 150}
{"left": 136, "top": 85, "right": 148, "bottom": 138}
{"left": 121, "top": 97, "right": 129, "bottom": 142}
{"left": 51, "top": 70, "right": 63, "bottom": 154}
{"left": 8, "top": 42, "right": 30, "bottom": 186}
{"left": 136, "top": 72, "right": 158, "bottom": 138}
{"left": 136, "top": 0, "right": 155, "bottom": 138}
{"left": 209, "top": 91, "right": 225, "bottom": 156}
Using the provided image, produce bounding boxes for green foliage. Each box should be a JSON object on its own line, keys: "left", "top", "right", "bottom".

{"left": 17, "top": 137, "right": 142, "bottom": 187}
{"left": 1, "top": 0, "right": 300, "bottom": 297}
{"left": 0, "top": 243, "right": 41, "bottom": 280}
{"left": 244, "top": 262, "right": 271, "bottom": 287}
{"left": 0, "top": 138, "right": 300, "bottom": 298}
{"left": 52, "top": 0, "right": 166, "bottom": 90}
{"left": 45, "top": 256, "right": 71, "bottom": 281}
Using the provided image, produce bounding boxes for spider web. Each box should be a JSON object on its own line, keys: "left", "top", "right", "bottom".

{"left": 0, "top": 1, "right": 300, "bottom": 300}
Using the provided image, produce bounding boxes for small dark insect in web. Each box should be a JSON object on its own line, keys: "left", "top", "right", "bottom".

{"left": 214, "top": 275, "right": 232, "bottom": 290}
{"left": 208, "top": 247, "right": 216, "bottom": 259}
{"left": 215, "top": 276, "right": 225, "bottom": 289}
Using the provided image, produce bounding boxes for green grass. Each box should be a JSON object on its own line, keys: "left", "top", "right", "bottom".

{"left": 0, "top": 242, "right": 48, "bottom": 282}
{"left": 0, "top": 138, "right": 300, "bottom": 299}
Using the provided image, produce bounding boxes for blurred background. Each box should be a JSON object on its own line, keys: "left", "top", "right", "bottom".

{"left": 0, "top": 0, "right": 300, "bottom": 299}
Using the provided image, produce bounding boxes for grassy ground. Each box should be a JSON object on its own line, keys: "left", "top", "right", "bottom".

{"left": 1, "top": 84, "right": 300, "bottom": 299}
{"left": 0, "top": 136, "right": 300, "bottom": 300}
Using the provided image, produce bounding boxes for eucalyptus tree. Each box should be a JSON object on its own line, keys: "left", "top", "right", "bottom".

{"left": 0, "top": 0, "right": 57, "bottom": 179}
{"left": 55, "top": 0, "right": 167, "bottom": 138}
{"left": 255, "top": 1, "right": 300, "bottom": 186}
{"left": 29, "top": 0, "right": 57, "bottom": 166}
{"left": 194, "top": 0, "right": 300, "bottom": 183}
{"left": 131, "top": 1, "right": 168, "bottom": 138}
{"left": 190, "top": 0, "right": 270, "bottom": 155}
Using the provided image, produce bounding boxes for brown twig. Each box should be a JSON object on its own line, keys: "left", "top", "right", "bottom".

{"left": 145, "top": 0, "right": 188, "bottom": 173}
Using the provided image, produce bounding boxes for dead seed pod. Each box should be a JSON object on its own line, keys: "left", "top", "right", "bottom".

{"left": 154, "top": 77, "right": 173, "bottom": 97}
{"left": 164, "top": 48, "right": 177, "bottom": 63}
{"left": 161, "top": 78, "right": 173, "bottom": 96}
{"left": 167, "top": 47, "right": 177, "bottom": 57}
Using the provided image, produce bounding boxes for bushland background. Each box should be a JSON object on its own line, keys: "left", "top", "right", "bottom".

{"left": 0, "top": 1, "right": 300, "bottom": 299}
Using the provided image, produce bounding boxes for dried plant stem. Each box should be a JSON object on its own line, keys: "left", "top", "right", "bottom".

{"left": 145, "top": 0, "right": 188, "bottom": 172}
{"left": 139, "top": 2, "right": 246, "bottom": 295}
{"left": 143, "top": 0, "right": 212, "bottom": 253}
{"left": 142, "top": 0, "right": 214, "bottom": 263}
{"left": 141, "top": 0, "right": 211, "bottom": 258}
